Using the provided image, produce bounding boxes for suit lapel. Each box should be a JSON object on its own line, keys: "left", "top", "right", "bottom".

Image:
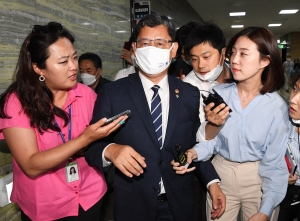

{"left": 163, "top": 77, "right": 179, "bottom": 151}
{"left": 126, "top": 74, "right": 160, "bottom": 147}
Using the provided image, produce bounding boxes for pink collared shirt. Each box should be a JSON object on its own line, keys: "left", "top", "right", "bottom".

{"left": 0, "top": 83, "right": 106, "bottom": 221}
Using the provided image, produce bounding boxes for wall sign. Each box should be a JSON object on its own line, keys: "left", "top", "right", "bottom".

{"left": 133, "top": 1, "right": 150, "bottom": 20}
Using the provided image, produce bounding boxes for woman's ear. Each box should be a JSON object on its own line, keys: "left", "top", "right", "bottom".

{"left": 32, "top": 63, "right": 44, "bottom": 75}
{"left": 260, "top": 56, "right": 270, "bottom": 69}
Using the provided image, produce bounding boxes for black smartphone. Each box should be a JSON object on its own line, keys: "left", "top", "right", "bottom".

{"left": 102, "top": 110, "right": 131, "bottom": 126}
{"left": 123, "top": 41, "right": 130, "bottom": 50}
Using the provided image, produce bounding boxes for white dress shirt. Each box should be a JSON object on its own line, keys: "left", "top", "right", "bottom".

{"left": 114, "top": 66, "right": 136, "bottom": 81}
{"left": 183, "top": 70, "right": 218, "bottom": 142}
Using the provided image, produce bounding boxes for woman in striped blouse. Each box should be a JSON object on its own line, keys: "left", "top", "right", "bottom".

{"left": 278, "top": 72, "right": 300, "bottom": 221}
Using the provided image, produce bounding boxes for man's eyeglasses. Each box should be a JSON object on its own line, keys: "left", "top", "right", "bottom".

{"left": 136, "top": 38, "right": 173, "bottom": 49}
{"left": 32, "top": 22, "right": 63, "bottom": 34}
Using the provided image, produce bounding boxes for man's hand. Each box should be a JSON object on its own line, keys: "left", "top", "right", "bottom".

{"left": 208, "top": 182, "right": 226, "bottom": 219}
{"left": 104, "top": 144, "right": 146, "bottom": 178}
{"left": 248, "top": 212, "right": 269, "bottom": 221}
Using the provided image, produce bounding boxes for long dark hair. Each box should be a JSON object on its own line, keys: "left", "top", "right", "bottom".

{"left": 0, "top": 22, "right": 75, "bottom": 134}
{"left": 226, "top": 27, "right": 284, "bottom": 94}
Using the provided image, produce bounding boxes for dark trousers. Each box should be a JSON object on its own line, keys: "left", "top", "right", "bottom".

{"left": 194, "top": 173, "right": 207, "bottom": 221}
{"left": 155, "top": 200, "right": 175, "bottom": 221}
{"left": 278, "top": 184, "right": 300, "bottom": 221}
{"left": 21, "top": 198, "right": 103, "bottom": 221}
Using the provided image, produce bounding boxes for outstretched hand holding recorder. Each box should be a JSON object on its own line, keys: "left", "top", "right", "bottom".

{"left": 103, "top": 110, "right": 131, "bottom": 126}
{"left": 202, "top": 89, "right": 232, "bottom": 113}
{"left": 201, "top": 89, "right": 231, "bottom": 140}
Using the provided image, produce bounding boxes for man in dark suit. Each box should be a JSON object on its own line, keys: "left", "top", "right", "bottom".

{"left": 85, "top": 14, "right": 225, "bottom": 221}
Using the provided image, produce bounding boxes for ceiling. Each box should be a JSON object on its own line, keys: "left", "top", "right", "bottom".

{"left": 186, "top": 0, "right": 300, "bottom": 43}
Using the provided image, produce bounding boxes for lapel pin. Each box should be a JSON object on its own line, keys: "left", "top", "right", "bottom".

{"left": 175, "top": 89, "right": 179, "bottom": 98}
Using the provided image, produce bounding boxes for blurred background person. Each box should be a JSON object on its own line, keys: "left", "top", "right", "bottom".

{"left": 283, "top": 55, "right": 294, "bottom": 93}
{"left": 278, "top": 72, "right": 300, "bottom": 221}
{"left": 291, "top": 58, "right": 300, "bottom": 83}
{"left": 79, "top": 52, "right": 111, "bottom": 94}
{"left": 168, "top": 22, "right": 199, "bottom": 78}
{"left": 114, "top": 35, "right": 137, "bottom": 81}
{"left": 0, "top": 21, "right": 126, "bottom": 221}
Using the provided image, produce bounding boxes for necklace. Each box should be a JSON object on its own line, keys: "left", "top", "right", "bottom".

{"left": 238, "top": 87, "right": 262, "bottom": 102}
{"left": 239, "top": 91, "right": 253, "bottom": 102}
{"left": 240, "top": 93, "right": 247, "bottom": 102}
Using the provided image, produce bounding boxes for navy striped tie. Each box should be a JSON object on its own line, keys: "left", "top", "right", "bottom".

{"left": 151, "top": 85, "right": 163, "bottom": 149}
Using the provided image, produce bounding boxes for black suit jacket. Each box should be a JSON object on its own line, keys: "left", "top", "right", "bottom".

{"left": 94, "top": 76, "right": 111, "bottom": 95}
{"left": 85, "top": 73, "right": 219, "bottom": 221}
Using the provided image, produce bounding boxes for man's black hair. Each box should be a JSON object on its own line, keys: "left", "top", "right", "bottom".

{"left": 184, "top": 22, "right": 226, "bottom": 58}
{"left": 78, "top": 52, "right": 102, "bottom": 69}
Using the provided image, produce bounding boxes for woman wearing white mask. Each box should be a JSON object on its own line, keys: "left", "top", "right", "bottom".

{"left": 114, "top": 36, "right": 138, "bottom": 81}
{"left": 278, "top": 72, "right": 300, "bottom": 221}
{"left": 173, "top": 27, "right": 288, "bottom": 221}
{"left": 79, "top": 52, "right": 111, "bottom": 94}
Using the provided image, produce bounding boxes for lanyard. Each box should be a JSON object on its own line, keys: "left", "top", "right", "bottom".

{"left": 54, "top": 105, "right": 72, "bottom": 143}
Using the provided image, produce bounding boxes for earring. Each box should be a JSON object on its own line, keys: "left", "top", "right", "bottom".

{"left": 39, "top": 75, "right": 45, "bottom": 82}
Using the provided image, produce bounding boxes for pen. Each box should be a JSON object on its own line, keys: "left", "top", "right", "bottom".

{"left": 293, "top": 165, "right": 298, "bottom": 176}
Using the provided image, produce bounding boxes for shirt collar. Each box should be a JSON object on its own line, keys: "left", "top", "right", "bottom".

{"left": 139, "top": 72, "right": 169, "bottom": 93}
{"left": 63, "top": 83, "right": 83, "bottom": 109}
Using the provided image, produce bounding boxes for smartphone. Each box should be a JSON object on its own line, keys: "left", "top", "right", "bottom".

{"left": 123, "top": 41, "right": 130, "bottom": 50}
{"left": 102, "top": 110, "right": 131, "bottom": 126}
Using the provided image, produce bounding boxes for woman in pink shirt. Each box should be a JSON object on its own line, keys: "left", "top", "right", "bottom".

{"left": 0, "top": 22, "right": 127, "bottom": 221}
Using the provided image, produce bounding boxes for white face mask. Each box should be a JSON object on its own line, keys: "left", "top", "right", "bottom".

{"left": 292, "top": 118, "right": 300, "bottom": 124}
{"left": 194, "top": 53, "right": 224, "bottom": 81}
{"left": 135, "top": 44, "right": 174, "bottom": 75}
{"left": 130, "top": 55, "right": 138, "bottom": 67}
{"left": 80, "top": 72, "right": 99, "bottom": 86}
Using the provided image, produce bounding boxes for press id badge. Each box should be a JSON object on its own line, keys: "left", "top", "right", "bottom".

{"left": 66, "top": 162, "right": 79, "bottom": 183}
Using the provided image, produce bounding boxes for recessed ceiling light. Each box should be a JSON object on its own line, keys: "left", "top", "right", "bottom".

{"left": 268, "top": 24, "right": 282, "bottom": 27}
{"left": 229, "top": 12, "right": 246, "bottom": 16}
{"left": 279, "top": 10, "right": 298, "bottom": 14}
{"left": 277, "top": 40, "right": 280, "bottom": 43}
{"left": 231, "top": 25, "right": 244, "bottom": 28}
{"left": 115, "top": 31, "right": 127, "bottom": 33}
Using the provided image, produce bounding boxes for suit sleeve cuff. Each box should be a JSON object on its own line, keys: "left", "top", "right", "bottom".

{"left": 206, "top": 179, "right": 220, "bottom": 189}
{"left": 102, "top": 143, "right": 115, "bottom": 167}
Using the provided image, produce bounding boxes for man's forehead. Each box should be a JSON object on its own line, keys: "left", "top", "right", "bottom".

{"left": 138, "top": 25, "right": 170, "bottom": 38}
